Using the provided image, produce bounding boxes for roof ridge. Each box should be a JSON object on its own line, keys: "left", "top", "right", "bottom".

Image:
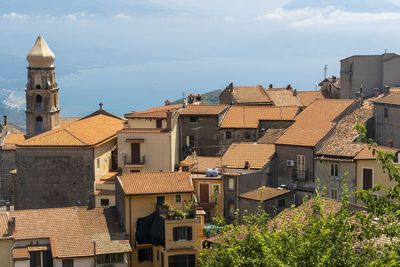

{"left": 63, "top": 129, "right": 88, "bottom": 145}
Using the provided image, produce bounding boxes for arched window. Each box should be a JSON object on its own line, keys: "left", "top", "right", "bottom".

{"left": 36, "top": 95, "right": 42, "bottom": 111}
{"left": 36, "top": 116, "right": 43, "bottom": 134}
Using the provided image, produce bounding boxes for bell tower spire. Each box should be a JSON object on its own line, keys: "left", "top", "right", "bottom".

{"left": 25, "top": 35, "right": 60, "bottom": 137}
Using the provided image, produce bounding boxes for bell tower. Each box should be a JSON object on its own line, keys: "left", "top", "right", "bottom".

{"left": 25, "top": 35, "right": 60, "bottom": 137}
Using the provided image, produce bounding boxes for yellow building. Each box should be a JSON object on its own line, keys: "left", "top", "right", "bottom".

{"left": 355, "top": 146, "right": 400, "bottom": 205}
{"left": 118, "top": 104, "right": 182, "bottom": 173}
{"left": 180, "top": 155, "right": 224, "bottom": 222}
{"left": 116, "top": 171, "right": 205, "bottom": 267}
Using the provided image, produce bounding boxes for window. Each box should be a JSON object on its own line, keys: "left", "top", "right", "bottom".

{"left": 175, "top": 195, "right": 182, "bottom": 203}
{"left": 190, "top": 116, "right": 200, "bottom": 122}
{"left": 228, "top": 177, "right": 235, "bottom": 190}
{"left": 362, "top": 168, "right": 373, "bottom": 190}
{"left": 31, "top": 251, "right": 41, "bottom": 267}
{"left": 53, "top": 94, "right": 57, "bottom": 108}
{"left": 244, "top": 131, "right": 251, "bottom": 140}
{"left": 330, "top": 163, "right": 339, "bottom": 177}
{"left": 226, "top": 131, "right": 232, "bottom": 139}
{"left": 384, "top": 107, "right": 388, "bottom": 119}
{"left": 31, "top": 251, "right": 52, "bottom": 267}
{"left": 168, "top": 254, "right": 195, "bottom": 267}
{"left": 156, "top": 119, "right": 162, "bottom": 128}
{"left": 332, "top": 189, "right": 338, "bottom": 200}
{"left": 297, "top": 155, "right": 305, "bottom": 178}
{"left": 97, "top": 253, "right": 124, "bottom": 264}
{"left": 36, "top": 84, "right": 41, "bottom": 89}
{"left": 157, "top": 196, "right": 165, "bottom": 205}
{"left": 173, "top": 226, "right": 192, "bottom": 241}
{"left": 186, "top": 135, "right": 195, "bottom": 147}
{"left": 278, "top": 198, "right": 286, "bottom": 208}
{"left": 130, "top": 170, "right": 140, "bottom": 173}
{"left": 62, "top": 259, "right": 74, "bottom": 267}
{"left": 96, "top": 158, "right": 100, "bottom": 170}
{"left": 138, "top": 248, "right": 153, "bottom": 262}
{"left": 101, "top": 199, "right": 109, "bottom": 206}
{"left": 35, "top": 95, "right": 43, "bottom": 111}
{"left": 213, "top": 184, "right": 220, "bottom": 194}
{"left": 36, "top": 116, "right": 43, "bottom": 134}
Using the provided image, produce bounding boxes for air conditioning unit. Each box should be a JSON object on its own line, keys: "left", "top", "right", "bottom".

{"left": 286, "top": 160, "right": 295, "bottom": 167}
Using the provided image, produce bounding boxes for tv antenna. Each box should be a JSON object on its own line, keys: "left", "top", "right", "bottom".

{"left": 324, "top": 65, "right": 328, "bottom": 78}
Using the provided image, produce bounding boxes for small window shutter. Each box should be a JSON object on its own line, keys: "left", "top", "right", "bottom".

{"left": 187, "top": 226, "right": 192, "bottom": 240}
{"left": 173, "top": 227, "right": 178, "bottom": 241}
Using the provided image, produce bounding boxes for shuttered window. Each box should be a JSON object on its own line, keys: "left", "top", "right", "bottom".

{"left": 173, "top": 226, "right": 192, "bottom": 241}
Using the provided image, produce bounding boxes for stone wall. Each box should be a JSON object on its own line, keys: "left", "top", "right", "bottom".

{"left": 15, "top": 148, "right": 94, "bottom": 209}
{"left": 374, "top": 103, "right": 400, "bottom": 148}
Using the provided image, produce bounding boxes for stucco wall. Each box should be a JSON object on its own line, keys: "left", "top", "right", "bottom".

{"left": 15, "top": 148, "right": 94, "bottom": 209}
{"left": 94, "top": 139, "right": 117, "bottom": 181}
{"left": 117, "top": 132, "right": 172, "bottom": 173}
{"left": 275, "top": 144, "right": 315, "bottom": 187}
{"left": 374, "top": 103, "right": 400, "bottom": 148}
{"left": 219, "top": 129, "right": 257, "bottom": 154}
{"left": 127, "top": 118, "right": 167, "bottom": 128}
{"left": 179, "top": 115, "right": 221, "bottom": 159}
{"left": 314, "top": 159, "right": 357, "bottom": 203}
{"left": 0, "top": 240, "right": 12, "bottom": 267}
{"left": 54, "top": 257, "right": 94, "bottom": 267}
{"left": 382, "top": 54, "right": 400, "bottom": 88}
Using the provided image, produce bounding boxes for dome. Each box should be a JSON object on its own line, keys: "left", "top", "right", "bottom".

{"left": 26, "top": 35, "right": 55, "bottom": 68}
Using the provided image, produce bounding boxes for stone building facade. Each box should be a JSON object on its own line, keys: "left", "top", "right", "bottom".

{"left": 374, "top": 93, "right": 400, "bottom": 148}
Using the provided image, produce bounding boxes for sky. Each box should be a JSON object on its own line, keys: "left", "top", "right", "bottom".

{"left": 1, "top": 0, "right": 400, "bottom": 116}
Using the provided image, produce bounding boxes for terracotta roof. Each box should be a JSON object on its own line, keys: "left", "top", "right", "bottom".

{"left": 276, "top": 99, "right": 354, "bottom": 147}
{"left": 219, "top": 142, "right": 275, "bottom": 169}
{"left": 232, "top": 85, "right": 272, "bottom": 104}
{"left": 317, "top": 100, "right": 374, "bottom": 157}
{"left": 354, "top": 146, "right": 400, "bottom": 160}
{"left": 125, "top": 104, "right": 182, "bottom": 119}
{"left": 181, "top": 156, "right": 220, "bottom": 173}
{"left": 18, "top": 114, "right": 123, "bottom": 148}
{"left": 0, "top": 207, "right": 131, "bottom": 258}
{"left": 220, "top": 106, "right": 299, "bottom": 128}
{"left": 118, "top": 171, "right": 194, "bottom": 195}
{"left": 374, "top": 92, "right": 400, "bottom": 105}
{"left": 257, "top": 129, "right": 286, "bottom": 144}
{"left": 296, "top": 91, "right": 324, "bottom": 106}
{"left": 264, "top": 88, "right": 303, "bottom": 106}
{"left": 2, "top": 133, "right": 26, "bottom": 149}
{"left": 179, "top": 104, "right": 228, "bottom": 115}
{"left": 239, "top": 186, "right": 290, "bottom": 201}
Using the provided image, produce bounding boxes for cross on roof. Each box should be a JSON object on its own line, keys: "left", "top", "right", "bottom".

{"left": 99, "top": 102, "right": 103, "bottom": 110}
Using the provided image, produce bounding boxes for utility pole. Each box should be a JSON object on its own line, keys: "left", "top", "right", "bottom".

{"left": 324, "top": 65, "right": 328, "bottom": 79}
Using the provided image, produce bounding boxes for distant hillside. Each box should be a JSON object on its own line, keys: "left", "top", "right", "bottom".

{"left": 171, "top": 89, "right": 222, "bottom": 105}
{"left": 0, "top": 89, "right": 25, "bottom": 130}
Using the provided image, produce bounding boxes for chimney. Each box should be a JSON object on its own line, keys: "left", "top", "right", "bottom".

{"left": 6, "top": 202, "right": 10, "bottom": 211}
{"left": 244, "top": 161, "right": 250, "bottom": 169}
{"left": 332, "top": 75, "right": 336, "bottom": 83}
{"left": 195, "top": 94, "right": 201, "bottom": 102}
{"left": 269, "top": 84, "right": 273, "bottom": 89}
{"left": 360, "top": 86, "right": 364, "bottom": 106}
{"left": 293, "top": 89, "right": 297, "bottom": 96}
{"left": 384, "top": 86, "right": 390, "bottom": 96}
{"left": 164, "top": 99, "right": 171, "bottom": 106}
{"left": 3, "top": 115, "right": 7, "bottom": 126}
{"left": 188, "top": 94, "right": 195, "bottom": 104}
{"left": 286, "top": 84, "right": 292, "bottom": 90}
{"left": 374, "top": 88, "right": 379, "bottom": 97}
{"left": 228, "top": 83, "right": 233, "bottom": 92}
{"left": 166, "top": 110, "right": 172, "bottom": 131}
{"left": 7, "top": 215, "right": 15, "bottom": 235}
{"left": 388, "top": 139, "right": 393, "bottom": 148}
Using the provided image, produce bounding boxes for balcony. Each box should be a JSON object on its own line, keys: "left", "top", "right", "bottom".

{"left": 123, "top": 154, "right": 146, "bottom": 167}
{"left": 292, "top": 169, "right": 308, "bottom": 181}
{"left": 157, "top": 202, "right": 197, "bottom": 220}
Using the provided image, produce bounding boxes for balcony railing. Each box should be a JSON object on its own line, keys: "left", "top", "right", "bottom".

{"left": 157, "top": 202, "right": 197, "bottom": 220}
{"left": 292, "top": 169, "right": 307, "bottom": 181}
{"left": 123, "top": 154, "right": 145, "bottom": 165}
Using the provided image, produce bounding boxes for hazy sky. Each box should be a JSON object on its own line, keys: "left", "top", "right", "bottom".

{"left": 1, "top": 0, "right": 400, "bottom": 116}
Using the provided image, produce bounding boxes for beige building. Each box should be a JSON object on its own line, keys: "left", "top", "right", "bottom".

{"left": 115, "top": 171, "right": 206, "bottom": 267}
{"left": 354, "top": 146, "right": 400, "bottom": 205}
{"left": 118, "top": 104, "right": 182, "bottom": 173}
{"left": 340, "top": 53, "right": 400, "bottom": 99}
{"left": 0, "top": 206, "right": 131, "bottom": 267}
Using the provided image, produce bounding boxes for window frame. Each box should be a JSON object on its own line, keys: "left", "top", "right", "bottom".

{"left": 101, "top": 198, "right": 109, "bottom": 207}
{"left": 225, "top": 131, "right": 232, "bottom": 139}
{"left": 332, "top": 189, "right": 338, "bottom": 200}
{"left": 330, "top": 163, "right": 339, "bottom": 177}
{"left": 277, "top": 198, "right": 286, "bottom": 208}
{"left": 297, "top": 154, "right": 305, "bottom": 178}
{"left": 173, "top": 226, "right": 192, "bottom": 241}
{"left": 156, "top": 119, "right": 163, "bottom": 128}
{"left": 189, "top": 116, "right": 200, "bottom": 123}
{"left": 175, "top": 194, "right": 182, "bottom": 203}
{"left": 244, "top": 131, "right": 251, "bottom": 140}
{"left": 362, "top": 167, "right": 374, "bottom": 190}
{"left": 212, "top": 184, "right": 220, "bottom": 194}
{"left": 138, "top": 247, "right": 153, "bottom": 263}
{"left": 228, "top": 177, "right": 235, "bottom": 190}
